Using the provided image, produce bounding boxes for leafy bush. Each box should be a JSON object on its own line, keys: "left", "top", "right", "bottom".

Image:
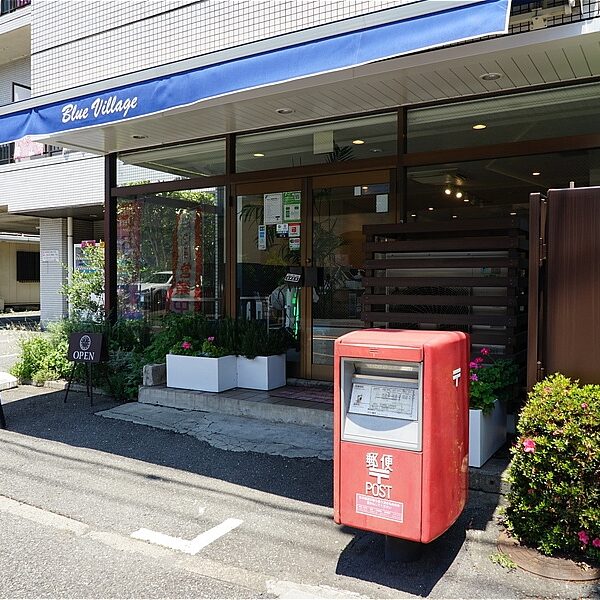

{"left": 469, "top": 347, "right": 518, "bottom": 414}
{"left": 505, "top": 374, "right": 600, "bottom": 563}
{"left": 10, "top": 327, "right": 71, "bottom": 384}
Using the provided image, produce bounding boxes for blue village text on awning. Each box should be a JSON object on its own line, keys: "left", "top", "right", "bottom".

{"left": 0, "top": 0, "right": 510, "bottom": 146}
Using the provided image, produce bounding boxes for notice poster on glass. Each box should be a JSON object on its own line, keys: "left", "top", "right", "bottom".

{"left": 283, "top": 191, "right": 301, "bottom": 222}
{"left": 264, "top": 193, "right": 283, "bottom": 224}
{"left": 349, "top": 383, "right": 418, "bottom": 421}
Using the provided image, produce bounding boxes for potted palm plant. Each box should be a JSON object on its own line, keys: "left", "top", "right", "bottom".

{"left": 166, "top": 335, "right": 237, "bottom": 392}
{"left": 468, "top": 347, "right": 518, "bottom": 467}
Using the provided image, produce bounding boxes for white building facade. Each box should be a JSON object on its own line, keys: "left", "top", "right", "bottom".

{"left": 1, "top": 0, "right": 600, "bottom": 378}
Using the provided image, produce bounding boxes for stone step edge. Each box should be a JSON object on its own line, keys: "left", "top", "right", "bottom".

{"left": 138, "top": 385, "right": 333, "bottom": 430}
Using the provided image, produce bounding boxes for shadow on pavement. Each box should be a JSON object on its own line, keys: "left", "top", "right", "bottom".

{"left": 0, "top": 388, "right": 334, "bottom": 508}
{"left": 335, "top": 490, "right": 497, "bottom": 596}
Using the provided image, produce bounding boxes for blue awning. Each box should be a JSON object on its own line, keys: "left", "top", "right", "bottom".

{"left": 0, "top": 0, "right": 510, "bottom": 146}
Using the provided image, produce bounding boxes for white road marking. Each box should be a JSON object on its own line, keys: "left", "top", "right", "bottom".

{"left": 0, "top": 495, "right": 89, "bottom": 536}
{"left": 131, "top": 518, "right": 243, "bottom": 555}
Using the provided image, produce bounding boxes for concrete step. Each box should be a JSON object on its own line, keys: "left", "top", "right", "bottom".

{"left": 138, "top": 385, "right": 333, "bottom": 430}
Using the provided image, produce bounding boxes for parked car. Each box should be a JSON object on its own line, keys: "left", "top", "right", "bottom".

{"left": 139, "top": 271, "right": 173, "bottom": 311}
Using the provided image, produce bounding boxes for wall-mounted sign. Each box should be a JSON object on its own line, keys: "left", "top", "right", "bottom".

{"left": 258, "top": 225, "right": 267, "bottom": 250}
{"left": 276, "top": 223, "right": 289, "bottom": 238}
{"left": 283, "top": 191, "right": 301, "bottom": 222}
{"left": 288, "top": 223, "right": 301, "bottom": 238}
{"left": 41, "top": 250, "right": 60, "bottom": 263}
{"left": 289, "top": 237, "right": 301, "bottom": 251}
{"left": 264, "top": 193, "right": 283, "bottom": 225}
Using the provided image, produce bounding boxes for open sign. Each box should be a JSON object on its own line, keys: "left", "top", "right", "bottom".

{"left": 67, "top": 333, "right": 106, "bottom": 364}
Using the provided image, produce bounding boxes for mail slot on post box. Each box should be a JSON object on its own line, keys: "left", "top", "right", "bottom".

{"left": 333, "top": 329, "right": 469, "bottom": 545}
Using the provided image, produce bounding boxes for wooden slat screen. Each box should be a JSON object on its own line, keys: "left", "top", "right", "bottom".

{"left": 361, "top": 217, "right": 528, "bottom": 361}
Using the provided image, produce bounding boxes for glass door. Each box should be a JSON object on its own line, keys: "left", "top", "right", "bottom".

{"left": 236, "top": 179, "right": 303, "bottom": 377}
{"left": 310, "top": 171, "right": 394, "bottom": 380}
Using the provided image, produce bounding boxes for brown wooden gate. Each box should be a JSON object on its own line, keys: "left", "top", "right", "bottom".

{"left": 528, "top": 187, "right": 600, "bottom": 388}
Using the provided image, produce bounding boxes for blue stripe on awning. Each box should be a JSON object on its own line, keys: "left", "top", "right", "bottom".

{"left": 0, "top": 0, "right": 510, "bottom": 145}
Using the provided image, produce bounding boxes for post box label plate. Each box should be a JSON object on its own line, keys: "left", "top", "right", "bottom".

{"left": 356, "top": 494, "right": 404, "bottom": 523}
{"left": 349, "top": 382, "right": 417, "bottom": 420}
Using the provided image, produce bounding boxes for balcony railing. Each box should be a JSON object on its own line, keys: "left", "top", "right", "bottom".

{"left": 0, "top": 142, "right": 62, "bottom": 165}
{"left": 0, "top": 0, "right": 30, "bottom": 16}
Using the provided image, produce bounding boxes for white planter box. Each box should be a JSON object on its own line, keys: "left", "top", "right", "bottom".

{"left": 166, "top": 354, "right": 237, "bottom": 392}
{"left": 237, "top": 354, "right": 286, "bottom": 390}
{"left": 469, "top": 399, "right": 507, "bottom": 468}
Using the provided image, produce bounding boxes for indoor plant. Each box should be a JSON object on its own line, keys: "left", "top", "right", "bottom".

{"left": 166, "top": 335, "right": 237, "bottom": 392}
{"left": 468, "top": 347, "right": 518, "bottom": 467}
{"left": 236, "top": 321, "right": 290, "bottom": 390}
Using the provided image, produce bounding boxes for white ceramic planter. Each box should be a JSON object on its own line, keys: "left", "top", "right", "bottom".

{"left": 237, "top": 354, "right": 286, "bottom": 390}
{"left": 166, "top": 354, "right": 237, "bottom": 392}
{"left": 469, "top": 399, "right": 507, "bottom": 468}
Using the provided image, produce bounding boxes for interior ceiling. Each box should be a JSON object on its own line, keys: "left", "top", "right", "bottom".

{"left": 44, "top": 25, "right": 600, "bottom": 156}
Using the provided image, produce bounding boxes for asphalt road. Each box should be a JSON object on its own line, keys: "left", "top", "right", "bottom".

{"left": 0, "top": 386, "right": 598, "bottom": 599}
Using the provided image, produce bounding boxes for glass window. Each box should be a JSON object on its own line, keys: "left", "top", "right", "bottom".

{"left": 116, "top": 187, "right": 225, "bottom": 320}
{"left": 408, "top": 82, "right": 600, "bottom": 153}
{"left": 236, "top": 113, "right": 397, "bottom": 172}
{"left": 117, "top": 139, "right": 225, "bottom": 185}
{"left": 406, "top": 149, "right": 600, "bottom": 221}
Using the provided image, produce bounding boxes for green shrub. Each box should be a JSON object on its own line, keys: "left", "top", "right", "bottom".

{"left": 238, "top": 320, "right": 291, "bottom": 359}
{"left": 505, "top": 374, "right": 600, "bottom": 563}
{"left": 10, "top": 331, "right": 71, "bottom": 383}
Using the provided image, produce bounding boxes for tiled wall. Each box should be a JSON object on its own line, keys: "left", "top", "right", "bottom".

{"left": 0, "top": 57, "right": 30, "bottom": 106}
{"left": 31, "top": 0, "right": 406, "bottom": 96}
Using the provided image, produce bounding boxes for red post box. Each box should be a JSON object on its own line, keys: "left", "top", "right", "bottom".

{"left": 333, "top": 329, "right": 469, "bottom": 544}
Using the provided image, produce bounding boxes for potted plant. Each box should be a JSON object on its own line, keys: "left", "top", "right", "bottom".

{"left": 468, "top": 347, "right": 518, "bottom": 467}
{"left": 236, "top": 321, "right": 289, "bottom": 390}
{"left": 166, "top": 335, "right": 237, "bottom": 392}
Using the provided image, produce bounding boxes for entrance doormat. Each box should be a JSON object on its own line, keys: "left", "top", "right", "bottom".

{"left": 269, "top": 385, "right": 333, "bottom": 405}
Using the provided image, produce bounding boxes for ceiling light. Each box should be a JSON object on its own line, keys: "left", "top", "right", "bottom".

{"left": 532, "top": 171, "right": 541, "bottom": 176}
{"left": 510, "top": 212, "right": 517, "bottom": 216}
{"left": 370, "top": 148, "right": 383, "bottom": 153}
{"left": 253, "top": 153, "right": 265, "bottom": 157}
{"left": 463, "top": 197, "right": 470, "bottom": 203}
{"left": 410, "top": 214, "right": 417, "bottom": 217}
{"left": 362, "top": 186, "right": 368, "bottom": 191}
{"left": 352, "top": 139, "right": 365, "bottom": 145}
{"left": 480, "top": 72, "right": 502, "bottom": 81}
{"left": 444, "top": 187, "right": 452, "bottom": 195}
{"left": 276, "top": 108, "right": 294, "bottom": 115}
{"left": 452, "top": 215, "right": 458, "bottom": 219}
{"left": 472, "top": 124, "right": 487, "bottom": 130}
{"left": 428, "top": 207, "right": 434, "bottom": 211}
{"left": 455, "top": 191, "right": 463, "bottom": 199}
{"left": 131, "top": 134, "right": 147, "bottom": 139}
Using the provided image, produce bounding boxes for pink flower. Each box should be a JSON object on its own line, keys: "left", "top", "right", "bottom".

{"left": 207, "top": 336, "right": 215, "bottom": 343}
{"left": 480, "top": 347, "right": 490, "bottom": 355}
{"left": 592, "top": 538, "right": 600, "bottom": 548}
{"left": 469, "top": 361, "right": 479, "bottom": 369}
{"left": 581, "top": 403, "right": 588, "bottom": 409}
{"left": 578, "top": 530, "right": 590, "bottom": 545}
{"left": 181, "top": 341, "right": 192, "bottom": 350}
{"left": 474, "top": 356, "right": 484, "bottom": 364}
{"left": 522, "top": 438, "right": 536, "bottom": 453}
{"left": 470, "top": 373, "right": 478, "bottom": 382}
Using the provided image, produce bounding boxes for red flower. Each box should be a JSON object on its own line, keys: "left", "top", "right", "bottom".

{"left": 592, "top": 538, "right": 600, "bottom": 548}
{"left": 578, "top": 530, "right": 590, "bottom": 545}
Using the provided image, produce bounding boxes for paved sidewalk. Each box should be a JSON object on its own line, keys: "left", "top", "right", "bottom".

{"left": 1, "top": 385, "right": 598, "bottom": 598}
{"left": 99, "top": 402, "right": 333, "bottom": 460}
